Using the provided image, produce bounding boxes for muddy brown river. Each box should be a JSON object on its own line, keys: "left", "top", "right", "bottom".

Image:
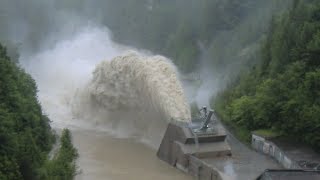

{"left": 72, "top": 129, "right": 193, "bottom": 180}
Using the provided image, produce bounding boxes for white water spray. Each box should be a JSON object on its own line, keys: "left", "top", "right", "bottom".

{"left": 21, "top": 26, "right": 190, "bottom": 148}
{"left": 20, "top": 26, "right": 126, "bottom": 128}
{"left": 72, "top": 51, "right": 191, "bottom": 147}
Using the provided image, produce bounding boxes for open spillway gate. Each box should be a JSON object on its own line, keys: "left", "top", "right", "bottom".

{"left": 157, "top": 120, "right": 231, "bottom": 180}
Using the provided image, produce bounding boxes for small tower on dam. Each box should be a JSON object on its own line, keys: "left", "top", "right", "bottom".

{"left": 157, "top": 108, "right": 231, "bottom": 180}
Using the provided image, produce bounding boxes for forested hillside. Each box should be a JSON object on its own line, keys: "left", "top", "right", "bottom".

{"left": 0, "top": 44, "right": 77, "bottom": 179}
{"left": 101, "top": 0, "right": 291, "bottom": 74}
{"left": 214, "top": 0, "right": 320, "bottom": 150}
{"left": 1, "top": 0, "right": 318, "bottom": 168}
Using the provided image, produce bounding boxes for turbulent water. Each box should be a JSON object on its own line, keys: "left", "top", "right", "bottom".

{"left": 73, "top": 51, "right": 191, "bottom": 147}
{"left": 88, "top": 52, "right": 190, "bottom": 121}
{"left": 20, "top": 26, "right": 193, "bottom": 179}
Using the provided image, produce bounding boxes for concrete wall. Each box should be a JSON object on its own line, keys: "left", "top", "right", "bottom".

{"left": 157, "top": 122, "right": 227, "bottom": 180}
{"left": 251, "top": 134, "right": 300, "bottom": 169}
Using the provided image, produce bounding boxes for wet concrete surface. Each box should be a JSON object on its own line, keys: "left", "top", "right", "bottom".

{"left": 157, "top": 120, "right": 281, "bottom": 180}
{"left": 201, "top": 121, "right": 282, "bottom": 180}
{"left": 272, "top": 138, "right": 320, "bottom": 167}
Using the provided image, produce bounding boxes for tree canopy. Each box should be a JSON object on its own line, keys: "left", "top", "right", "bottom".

{"left": 0, "top": 44, "right": 78, "bottom": 179}
{"left": 213, "top": 0, "right": 320, "bottom": 150}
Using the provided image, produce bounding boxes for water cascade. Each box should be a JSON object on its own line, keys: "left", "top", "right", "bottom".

{"left": 72, "top": 51, "right": 191, "bottom": 148}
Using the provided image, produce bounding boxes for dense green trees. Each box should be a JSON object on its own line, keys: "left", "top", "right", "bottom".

{"left": 0, "top": 44, "right": 54, "bottom": 179}
{"left": 0, "top": 44, "right": 78, "bottom": 179}
{"left": 1, "top": 0, "right": 319, "bottom": 172}
{"left": 214, "top": 0, "right": 320, "bottom": 150}
{"left": 39, "top": 129, "right": 78, "bottom": 180}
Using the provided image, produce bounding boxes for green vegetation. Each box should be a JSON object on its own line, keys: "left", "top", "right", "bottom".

{"left": 101, "top": 0, "right": 291, "bottom": 73}
{"left": 0, "top": 0, "right": 291, "bottom": 74}
{"left": 0, "top": 44, "right": 53, "bottom": 179}
{"left": 213, "top": 0, "right": 320, "bottom": 151}
{"left": 253, "top": 129, "right": 280, "bottom": 139}
{"left": 1, "top": 0, "right": 319, "bottom": 176}
{"left": 0, "top": 44, "right": 78, "bottom": 179}
{"left": 39, "top": 129, "right": 78, "bottom": 180}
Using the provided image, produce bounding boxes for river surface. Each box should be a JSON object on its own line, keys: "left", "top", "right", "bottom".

{"left": 71, "top": 128, "right": 193, "bottom": 180}
{"left": 68, "top": 121, "right": 280, "bottom": 180}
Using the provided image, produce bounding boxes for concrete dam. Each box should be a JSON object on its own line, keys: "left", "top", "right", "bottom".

{"left": 22, "top": 29, "right": 309, "bottom": 179}
{"left": 70, "top": 51, "right": 281, "bottom": 179}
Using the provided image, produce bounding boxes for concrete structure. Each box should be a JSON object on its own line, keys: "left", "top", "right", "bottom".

{"left": 252, "top": 133, "right": 320, "bottom": 170}
{"left": 157, "top": 121, "right": 230, "bottom": 180}
{"left": 257, "top": 169, "right": 320, "bottom": 180}
{"left": 157, "top": 120, "right": 281, "bottom": 179}
{"left": 156, "top": 113, "right": 320, "bottom": 179}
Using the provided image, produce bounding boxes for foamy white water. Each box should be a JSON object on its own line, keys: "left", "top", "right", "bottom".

{"left": 72, "top": 51, "right": 191, "bottom": 147}
{"left": 88, "top": 52, "right": 190, "bottom": 121}
{"left": 20, "top": 27, "right": 125, "bottom": 128}
{"left": 20, "top": 26, "right": 193, "bottom": 179}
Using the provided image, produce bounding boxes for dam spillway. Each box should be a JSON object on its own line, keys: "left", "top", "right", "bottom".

{"left": 157, "top": 120, "right": 231, "bottom": 179}
{"left": 157, "top": 117, "right": 282, "bottom": 180}
{"left": 22, "top": 34, "right": 281, "bottom": 180}
{"left": 71, "top": 51, "right": 281, "bottom": 179}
